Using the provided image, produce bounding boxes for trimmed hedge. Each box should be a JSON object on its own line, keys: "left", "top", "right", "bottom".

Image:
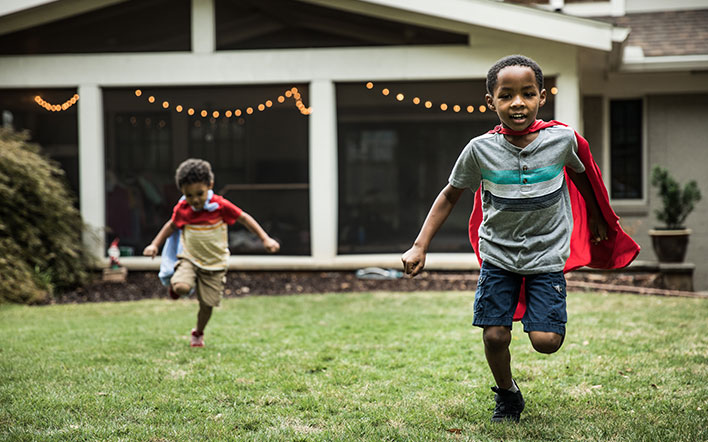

{"left": 0, "top": 128, "right": 91, "bottom": 303}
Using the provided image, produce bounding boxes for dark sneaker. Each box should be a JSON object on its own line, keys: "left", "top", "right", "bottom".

{"left": 490, "top": 384, "right": 525, "bottom": 422}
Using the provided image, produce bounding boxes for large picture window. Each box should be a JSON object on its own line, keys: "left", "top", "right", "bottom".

{"left": 104, "top": 84, "right": 310, "bottom": 257}
{"left": 336, "top": 79, "right": 556, "bottom": 254}
{"left": 610, "top": 99, "right": 643, "bottom": 199}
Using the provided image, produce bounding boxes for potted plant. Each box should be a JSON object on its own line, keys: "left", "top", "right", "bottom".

{"left": 649, "top": 166, "right": 702, "bottom": 263}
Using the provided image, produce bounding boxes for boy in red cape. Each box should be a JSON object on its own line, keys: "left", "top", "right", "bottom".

{"left": 402, "top": 55, "right": 639, "bottom": 423}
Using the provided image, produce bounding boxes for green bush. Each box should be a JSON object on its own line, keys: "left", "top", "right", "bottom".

{"left": 0, "top": 128, "right": 91, "bottom": 303}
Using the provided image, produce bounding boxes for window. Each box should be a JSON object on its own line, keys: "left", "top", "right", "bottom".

{"left": 103, "top": 84, "right": 310, "bottom": 256}
{"left": 610, "top": 99, "right": 643, "bottom": 199}
{"left": 336, "top": 79, "right": 556, "bottom": 254}
{"left": 0, "top": 88, "right": 79, "bottom": 200}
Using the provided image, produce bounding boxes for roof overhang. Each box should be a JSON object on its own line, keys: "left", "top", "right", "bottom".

{"left": 621, "top": 46, "right": 708, "bottom": 72}
{"left": 302, "top": 0, "right": 621, "bottom": 51}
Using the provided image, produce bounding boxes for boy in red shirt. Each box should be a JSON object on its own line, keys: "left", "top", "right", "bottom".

{"left": 144, "top": 158, "right": 280, "bottom": 347}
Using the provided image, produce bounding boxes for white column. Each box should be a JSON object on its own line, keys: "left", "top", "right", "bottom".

{"left": 308, "top": 80, "right": 338, "bottom": 262}
{"left": 78, "top": 84, "right": 105, "bottom": 261}
{"left": 192, "top": 0, "right": 215, "bottom": 53}
{"left": 555, "top": 54, "right": 582, "bottom": 132}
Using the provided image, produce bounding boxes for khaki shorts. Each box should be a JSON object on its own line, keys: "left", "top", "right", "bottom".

{"left": 171, "top": 259, "right": 227, "bottom": 307}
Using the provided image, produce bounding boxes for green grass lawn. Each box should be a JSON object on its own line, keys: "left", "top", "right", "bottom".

{"left": 1, "top": 290, "right": 707, "bottom": 441}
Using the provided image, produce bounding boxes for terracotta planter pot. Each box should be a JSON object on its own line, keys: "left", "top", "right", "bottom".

{"left": 649, "top": 228, "right": 691, "bottom": 263}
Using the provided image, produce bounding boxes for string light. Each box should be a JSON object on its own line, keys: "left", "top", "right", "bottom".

{"left": 363, "top": 81, "right": 556, "bottom": 115}
{"left": 133, "top": 87, "right": 311, "bottom": 119}
{"left": 34, "top": 94, "right": 79, "bottom": 112}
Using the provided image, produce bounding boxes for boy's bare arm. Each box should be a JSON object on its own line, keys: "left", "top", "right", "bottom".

{"left": 402, "top": 184, "right": 465, "bottom": 277}
{"left": 567, "top": 168, "right": 608, "bottom": 244}
{"left": 236, "top": 212, "right": 280, "bottom": 253}
{"left": 143, "top": 219, "right": 177, "bottom": 258}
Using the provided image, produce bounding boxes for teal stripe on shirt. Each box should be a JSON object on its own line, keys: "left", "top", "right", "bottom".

{"left": 481, "top": 163, "right": 564, "bottom": 185}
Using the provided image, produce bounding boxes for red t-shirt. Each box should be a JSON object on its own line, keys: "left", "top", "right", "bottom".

{"left": 171, "top": 194, "right": 242, "bottom": 270}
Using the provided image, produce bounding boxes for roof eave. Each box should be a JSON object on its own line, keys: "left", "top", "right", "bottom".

{"left": 620, "top": 46, "right": 708, "bottom": 72}
{"left": 303, "top": 0, "right": 621, "bottom": 51}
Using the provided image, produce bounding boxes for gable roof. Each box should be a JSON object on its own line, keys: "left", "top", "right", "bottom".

{"left": 0, "top": 0, "right": 623, "bottom": 52}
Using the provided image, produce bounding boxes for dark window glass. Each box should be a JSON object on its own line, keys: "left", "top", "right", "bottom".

{"left": 0, "top": 88, "right": 79, "bottom": 201}
{"left": 0, "top": 0, "right": 190, "bottom": 55}
{"left": 336, "top": 80, "right": 556, "bottom": 254}
{"left": 104, "top": 84, "right": 310, "bottom": 257}
{"left": 215, "top": 0, "right": 467, "bottom": 50}
{"left": 610, "top": 99, "right": 643, "bottom": 199}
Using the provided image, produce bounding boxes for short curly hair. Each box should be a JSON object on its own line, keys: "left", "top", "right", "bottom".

{"left": 175, "top": 158, "right": 214, "bottom": 189}
{"left": 486, "top": 54, "right": 544, "bottom": 95}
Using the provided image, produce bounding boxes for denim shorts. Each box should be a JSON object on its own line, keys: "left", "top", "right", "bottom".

{"left": 473, "top": 262, "right": 567, "bottom": 335}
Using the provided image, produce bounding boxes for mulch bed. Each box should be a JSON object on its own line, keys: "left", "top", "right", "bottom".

{"left": 50, "top": 268, "right": 700, "bottom": 305}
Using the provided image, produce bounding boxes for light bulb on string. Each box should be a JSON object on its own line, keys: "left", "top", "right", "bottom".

{"left": 130, "top": 85, "right": 311, "bottom": 121}
{"left": 34, "top": 93, "right": 80, "bottom": 112}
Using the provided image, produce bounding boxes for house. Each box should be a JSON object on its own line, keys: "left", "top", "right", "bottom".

{"left": 1, "top": 0, "right": 706, "bottom": 289}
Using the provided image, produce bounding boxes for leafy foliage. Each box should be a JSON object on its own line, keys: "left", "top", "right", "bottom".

{"left": 650, "top": 165, "right": 702, "bottom": 229}
{"left": 0, "top": 128, "right": 91, "bottom": 303}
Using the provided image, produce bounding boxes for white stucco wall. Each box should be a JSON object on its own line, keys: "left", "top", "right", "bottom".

{"left": 645, "top": 94, "right": 708, "bottom": 291}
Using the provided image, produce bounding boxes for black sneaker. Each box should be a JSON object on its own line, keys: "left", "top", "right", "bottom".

{"left": 490, "top": 383, "right": 525, "bottom": 422}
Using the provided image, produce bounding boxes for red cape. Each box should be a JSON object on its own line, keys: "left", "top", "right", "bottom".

{"left": 469, "top": 120, "right": 640, "bottom": 320}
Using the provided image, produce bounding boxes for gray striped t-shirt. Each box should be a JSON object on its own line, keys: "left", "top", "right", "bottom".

{"left": 449, "top": 125, "right": 585, "bottom": 274}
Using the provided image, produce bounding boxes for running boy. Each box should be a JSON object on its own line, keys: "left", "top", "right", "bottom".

{"left": 144, "top": 158, "right": 280, "bottom": 347}
{"left": 402, "top": 55, "right": 638, "bottom": 422}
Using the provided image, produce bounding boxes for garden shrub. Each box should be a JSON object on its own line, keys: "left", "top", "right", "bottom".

{"left": 0, "top": 128, "right": 91, "bottom": 303}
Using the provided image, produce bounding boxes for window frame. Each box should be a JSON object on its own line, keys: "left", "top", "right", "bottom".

{"left": 603, "top": 95, "right": 649, "bottom": 210}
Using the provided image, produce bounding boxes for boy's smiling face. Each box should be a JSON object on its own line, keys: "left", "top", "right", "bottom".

{"left": 181, "top": 181, "right": 213, "bottom": 211}
{"left": 486, "top": 65, "right": 546, "bottom": 132}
